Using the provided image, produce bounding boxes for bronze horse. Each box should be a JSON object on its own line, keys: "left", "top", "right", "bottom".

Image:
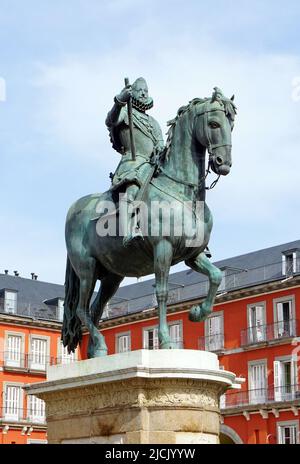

{"left": 62, "top": 88, "right": 236, "bottom": 358}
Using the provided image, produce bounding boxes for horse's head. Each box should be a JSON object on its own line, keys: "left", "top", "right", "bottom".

{"left": 195, "top": 87, "right": 237, "bottom": 176}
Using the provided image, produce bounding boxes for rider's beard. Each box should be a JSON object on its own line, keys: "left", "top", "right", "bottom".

{"left": 132, "top": 96, "right": 154, "bottom": 113}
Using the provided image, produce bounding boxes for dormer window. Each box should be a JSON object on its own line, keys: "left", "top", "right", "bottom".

{"left": 4, "top": 290, "right": 18, "bottom": 314}
{"left": 282, "top": 250, "right": 298, "bottom": 277}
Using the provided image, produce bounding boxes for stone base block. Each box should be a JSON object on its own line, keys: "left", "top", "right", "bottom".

{"left": 25, "top": 350, "right": 239, "bottom": 444}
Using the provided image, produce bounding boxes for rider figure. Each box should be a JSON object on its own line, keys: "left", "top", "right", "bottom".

{"left": 106, "top": 77, "right": 164, "bottom": 246}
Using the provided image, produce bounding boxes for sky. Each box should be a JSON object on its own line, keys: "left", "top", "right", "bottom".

{"left": 0, "top": 0, "right": 300, "bottom": 286}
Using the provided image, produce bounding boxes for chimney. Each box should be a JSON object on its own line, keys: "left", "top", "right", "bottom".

{"left": 31, "top": 273, "right": 35, "bottom": 280}
{"left": 34, "top": 275, "right": 38, "bottom": 281}
{"left": 14, "top": 271, "right": 19, "bottom": 277}
{"left": 4, "top": 270, "right": 8, "bottom": 275}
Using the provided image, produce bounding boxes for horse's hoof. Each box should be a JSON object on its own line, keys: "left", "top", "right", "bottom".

{"left": 189, "top": 304, "right": 211, "bottom": 322}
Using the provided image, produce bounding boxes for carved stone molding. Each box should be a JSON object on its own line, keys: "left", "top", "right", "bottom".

{"left": 42, "top": 378, "right": 221, "bottom": 419}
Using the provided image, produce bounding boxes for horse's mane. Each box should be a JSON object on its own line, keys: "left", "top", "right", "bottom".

{"left": 162, "top": 90, "right": 237, "bottom": 161}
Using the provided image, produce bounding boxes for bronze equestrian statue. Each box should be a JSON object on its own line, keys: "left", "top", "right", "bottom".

{"left": 62, "top": 79, "right": 237, "bottom": 358}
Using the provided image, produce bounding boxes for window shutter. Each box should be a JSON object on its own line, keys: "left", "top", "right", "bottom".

{"left": 6, "top": 335, "right": 22, "bottom": 367}
{"left": 153, "top": 328, "right": 159, "bottom": 349}
{"left": 282, "top": 255, "right": 286, "bottom": 275}
{"left": 276, "top": 303, "right": 284, "bottom": 337}
{"left": 170, "top": 324, "right": 181, "bottom": 346}
{"left": 293, "top": 253, "right": 297, "bottom": 273}
{"left": 255, "top": 306, "right": 264, "bottom": 341}
{"left": 274, "top": 361, "right": 282, "bottom": 401}
{"left": 143, "top": 329, "right": 149, "bottom": 349}
{"left": 31, "top": 338, "right": 47, "bottom": 370}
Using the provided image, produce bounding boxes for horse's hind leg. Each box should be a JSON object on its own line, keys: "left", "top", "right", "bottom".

{"left": 75, "top": 258, "right": 103, "bottom": 358}
{"left": 88, "top": 272, "right": 124, "bottom": 358}
{"left": 185, "top": 252, "right": 222, "bottom": 322}
{"left": 154, "top": 239, "right": 175, "bottom": 349}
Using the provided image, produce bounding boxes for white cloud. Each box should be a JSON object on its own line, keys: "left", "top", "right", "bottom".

{"left": 29, "top": 28, "right": 300, "bottom": 281}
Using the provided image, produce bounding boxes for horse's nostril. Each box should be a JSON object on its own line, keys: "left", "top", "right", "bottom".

{"left": 216, "top": 156, "right": 223, "bottom": 166}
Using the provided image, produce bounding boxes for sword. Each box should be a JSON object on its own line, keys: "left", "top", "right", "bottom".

{"left": 124, "top": 77, "right": 136, "bottom": 161}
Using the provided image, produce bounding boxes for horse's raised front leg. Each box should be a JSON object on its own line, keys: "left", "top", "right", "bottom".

{"left": 185, "top": 252, "right": 222, "bottom": 322}
{"left": 88, "top": 272, "right": 124, "bottom": 358}
{"left": 154, "top": 239, "right": 175, "bottom": 349}
{"left": 76, "top": 258, "right": 104, "bottom": 358}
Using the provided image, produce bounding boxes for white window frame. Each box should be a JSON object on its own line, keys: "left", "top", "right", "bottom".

{"left": 282, "top": 252, "right": 298, "bottom": 277}
{"left": 3, "top": 382, "right": 23, "bottom": 421}
{"left": 27, "top": 395, "right": 46, "bottom": 424}
{"left": 143, "top": 325, "right": 159, "bottom": 350}
{"left": 277, "top": 421, "right": 299, "bottom": 444}
{"left": 274, "top": 355, "right": 298, "bottom": 402}
{"left": 4, "top": 290, "right": 18, "bottom": 314}
{"left": 205, "top": 311, "right": 224, "bottom": 351}
{"left": 116, "top": 332, "right": 131, "bottom": 353}
{"left": 169, "top": 320, "right": 183, "bottom": 348}
{"left": 273, "top": 296, "right": 296, "bottom": 339}
{"left": 57, "top": 299, "right": 64, "bottom": 322}
{"left": 29, "top": 335, "right": 50, "bottom": 371}
{"left": 4, "top": 331, "right": 25, "bottom": 368}
{"left": 247, "top": 302, "right": 266, "bottom": 344}
{"left": 248, "top": 359, "right": 267, "bottom": 404}
{"left": 57, "top": 338, "right": 77, "bottom": 365}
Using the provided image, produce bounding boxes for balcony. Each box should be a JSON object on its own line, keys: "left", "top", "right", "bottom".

{"left": 0, "top": 407, "right": 46, "bottom": 425}
{"left": 1, "top": 352, "right": 57, "bottom": 373}
{"left": 198, "top": 333, "right": 224, "bottom": 353}
{"left": 222, "top": 384, "right": 300, "bottom": 410}
{"left": 241, "top": 319, "right": 299, "bottom": 347}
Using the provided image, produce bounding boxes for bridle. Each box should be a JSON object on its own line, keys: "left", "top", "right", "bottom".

{"left": 160, "top": 101, "right": 232, "bottom": 191}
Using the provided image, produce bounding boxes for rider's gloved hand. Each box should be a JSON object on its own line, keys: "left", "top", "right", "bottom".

{"left": 115, "top": 85, "right": 132, "bottom": 106}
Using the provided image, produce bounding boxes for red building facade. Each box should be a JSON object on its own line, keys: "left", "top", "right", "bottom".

{"left": 0, "top": 240, "right": 299, "bottom": 444}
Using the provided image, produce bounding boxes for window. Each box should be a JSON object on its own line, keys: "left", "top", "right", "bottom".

{"left": 205, "top": 313, "right": 224, "bottom": 351}
{"left": 278, "top": 422, "right": 299, "bottom": 444}
{"left": 169, "top": 323, "right": 183, "bottom": 348}
{"left": 282, "top": 252, "right": 297, "bottom": 277}
{"left": 27, "top": 395, "right": 46, "bottom": 423}
{"left": 4, "top": 290, "right": 17, "bottom": 314}
{"left": 274, "top": 358, "right": 297, "bottom": 401}
{"left": 4, "top": 384, "right": 22, "bottom": 420}
{"left": 30, "top": 337, "right": 48, "bottom": 370}
{"left": 247, "top": 304, "right": 266, "bottom": 343}
{"left": 57, "top": 299, "right": 64, "bottom": 322}
{"left": 117, "top": 333, "right": 131, "bottom": 353}
{"left": 275, "top": 299, "right": 295, "bottom": 338}
{"left": 143, "top": 327, "right": 159, "bottom": 350}
{"left": 58, "top": 340, "right": 77, "bottom": 364}
{"left": 248, "top": 361, "right": 267, "bottom": 404}
{"left": 5, "top": 334, "right": 23, "bottom": 367}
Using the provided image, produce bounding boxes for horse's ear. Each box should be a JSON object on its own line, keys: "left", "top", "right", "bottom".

{"left": 231, "top": 95, "right": 235, "bottom": 101}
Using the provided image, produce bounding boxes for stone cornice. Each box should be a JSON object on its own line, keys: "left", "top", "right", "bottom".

{"left": 0, "top": 313, "right": 62, "bottom": 331}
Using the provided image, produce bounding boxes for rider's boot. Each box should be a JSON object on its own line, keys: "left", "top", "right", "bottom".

{"left": 120, "top": 184, "right": 144, "bottom": 247}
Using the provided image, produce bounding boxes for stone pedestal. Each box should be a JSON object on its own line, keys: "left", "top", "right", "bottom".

{"left": 25, "top": 350, "right": 240, "bottom": 444}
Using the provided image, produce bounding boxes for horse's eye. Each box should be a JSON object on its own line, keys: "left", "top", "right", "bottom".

{"left": 209, "top": 121, "right": 220, "bottom": 129}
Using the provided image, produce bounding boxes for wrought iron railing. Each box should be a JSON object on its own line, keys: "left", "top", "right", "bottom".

{"left": 0, "top": 407, "right": 46, "bottom": 424}
{"left": 222, "top": 384, "right": 300, "bottom": 409}
{"left": 0, "top": 352, "right": 78, "bottom": 371}
{"left": 241, "top": 319, "right": 299, "bottom": 346}
{"left": 198, "top": 333, "right": 224, "bottom": 352}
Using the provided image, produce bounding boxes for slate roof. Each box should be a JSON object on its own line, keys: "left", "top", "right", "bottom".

{"left": 0, "top": 240, "right": 299, "bottom": 322}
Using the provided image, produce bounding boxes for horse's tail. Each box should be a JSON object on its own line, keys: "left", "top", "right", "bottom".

{"left": 61, "top": 256, "right": 82, "bottom": 353}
